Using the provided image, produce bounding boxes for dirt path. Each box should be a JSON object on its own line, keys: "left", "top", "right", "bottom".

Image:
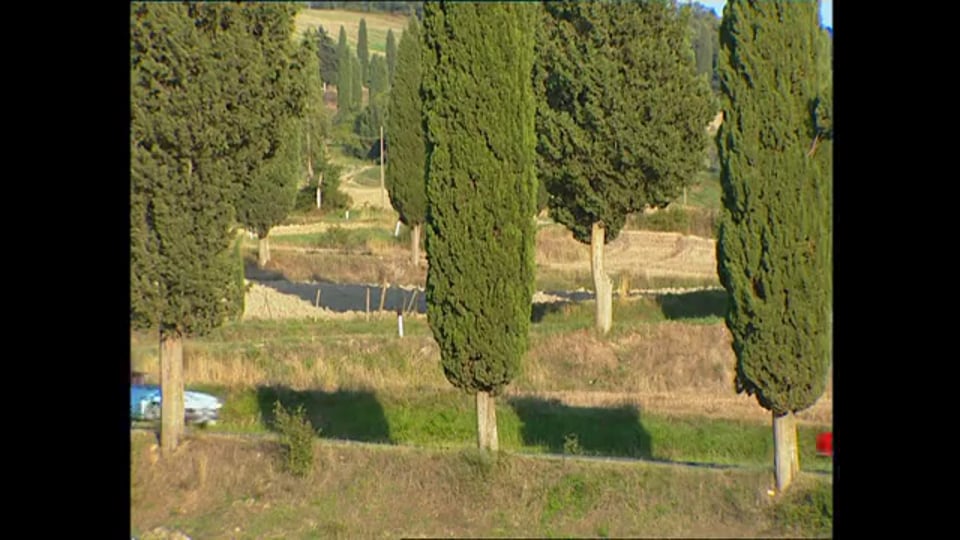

{"left": 340, "top": 165, "right": 391, "bottom": 210}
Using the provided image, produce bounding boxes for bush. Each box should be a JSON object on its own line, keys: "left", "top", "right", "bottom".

{"left": 273, "top": 400, "right": 317, "bottom": 477}
{"left": 626, "top": 206, "right": 718, "bottom": 238}
{"left": 292, "top": 160, "right": 353, "bottom": 215}
{"left": 772, "top": 482, "right": 833, "bottom": 536}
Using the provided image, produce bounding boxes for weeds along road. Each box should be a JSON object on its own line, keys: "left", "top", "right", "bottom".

{"left": 131, "top": 427, "right": 832, "bottom": 480}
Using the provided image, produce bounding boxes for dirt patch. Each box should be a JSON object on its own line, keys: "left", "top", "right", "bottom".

{"left": 537, "top": 227, "right": 718, "bottom": 280}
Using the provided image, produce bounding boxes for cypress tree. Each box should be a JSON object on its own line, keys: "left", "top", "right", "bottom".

{"left": 358, "top": 17, "right": 370, "bottom": 84}
{"left": 231, "top": 3, "right": 308, "bottom": 268}
{"left": 351, "top": 54, "right": 363, "bottom": 110}
{"left": 336, "top": 26, "right": 353, "bottom": 112}
{"left": 422, "top": 1, "right": 538, "bottom": 452}
{"left": 301, "top": 30, "right": 332, "bottom": 210}
{"left": 131, "top": 2, "right": 250, "bottom": 454}
{"left": 386, "top": 16, "right": 425, "bottom": 266}
{"left": 385, "top": 28, "right": 397, "bottom": 83}
{"left": 369, "top": 54, "right": 389, "bottom": 102}
{"left": 315, "top": 26, "right": 339, "bottom": 88}
{"left": 715, "top": 0, "right": 832, "bottom": 492}
{"left": 534, "top": 0, "right": 713, "bottom": 334}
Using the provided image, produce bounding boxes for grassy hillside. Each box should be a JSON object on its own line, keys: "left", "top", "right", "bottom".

{"left": 294, "top": 8, "right": 409, "bottom": 56}
{"left": 131, "top": 431, "right": 832, "bottom": 538}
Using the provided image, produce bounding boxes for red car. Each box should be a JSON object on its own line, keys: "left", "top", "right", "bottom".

{"left": 816, "top": 432, "right": 833, "bottom": 457}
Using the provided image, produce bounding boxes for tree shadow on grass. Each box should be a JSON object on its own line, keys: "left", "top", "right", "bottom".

{"left": 256, "top": 385, "right": 391, "bottom": 444}
{"left": 507, "top": 396, "right": 652, "bottom": 459}
{"left": 657, "top": 289, "right": 728, "bottom": 320}
{"left": 531, "top": 301, "right": 569, "bottom": 323}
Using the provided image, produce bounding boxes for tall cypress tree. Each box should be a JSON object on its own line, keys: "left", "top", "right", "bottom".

{"left": 385, "top": 28, "right": 397, "bottom": 83}
{"left": 351, "top": 54, "right": 363, "bottom": 110}
{"left": 301, "top": 30, "right": 332, "bottom": 210}
{"left": 386, "top": 16, "right": 425, "bottom": 266}
{"left": 357, "top": 17, "right": 370, "bottom": 84}
{"left": 131, "top": 2, "right": 250, "bottom": 454}
{"left": 715, "top": 0, "right": 832, "bottom": 493}
{"left": 315, "top": 26, "right": 339, "bottom": 88}
{"left": 336, "top": 26, "right": 353, "bottom": 113}
{"left": 535, "top": 0, "right": 713, "bottom": 334}
{"left": 422, "top": 1, "right": 538, "bottom": 452}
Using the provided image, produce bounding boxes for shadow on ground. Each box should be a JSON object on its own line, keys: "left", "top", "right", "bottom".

{"left": 257, "top": 385, "right": 392, "bottom": 444}
{"left": 531, "top": 301, "right": 569, "bottom": 322}
{"left": 507, "top": 396, "right": 653, "bottom": 459}
{"left": 657, "top": 289, "right": 727, "bottom": 320}
{"left": 258, "top": 279, "right": 429, "bottom": 315}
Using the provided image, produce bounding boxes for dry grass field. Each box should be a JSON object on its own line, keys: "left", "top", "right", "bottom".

{"left": 131, "top": 430, "right": 831, "bottom": 539}
{"left": 293, "top": 8, "right": 409, "bottom": 55}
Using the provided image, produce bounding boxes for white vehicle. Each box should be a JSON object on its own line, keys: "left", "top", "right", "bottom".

{"left": 130, "top": 372, "right": 222, "bottom": 426}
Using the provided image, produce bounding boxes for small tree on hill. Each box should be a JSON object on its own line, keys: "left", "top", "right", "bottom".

{"left": 534, "top": 0, "right": 713, "bottom": 334}
{"left": 715, "top": 0, "right": 833, "bottom": 493}
{"left": 422, "top": 1, "right": 538, "bottom": 452}
{"left": 386, "top": 16, "right": 425, "bottom": 266}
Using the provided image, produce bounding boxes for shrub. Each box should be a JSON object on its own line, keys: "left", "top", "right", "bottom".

{"left": 273, "top": 400, "right": 317, "bottom": 477}
{"left": 772, "top": 482, "right": 833, "bottom": 536}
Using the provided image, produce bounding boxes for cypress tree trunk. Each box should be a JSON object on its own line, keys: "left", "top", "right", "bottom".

{"left": 411, "top": 223, "right": 420, "bottom": 267}
{"left": 160, "top": 329, "right": 185, "bottom": 456}
{"left": 476, "top": 390, "right": 499, "bottom": 452}
{"left": 258, "top": 235, "right": 270, "bottom": 268}
{"left": 590, "top": 222, "right": 612, "bottom": 334}
{"left": 773, "top": 411, "right": 800, "bottom": 492}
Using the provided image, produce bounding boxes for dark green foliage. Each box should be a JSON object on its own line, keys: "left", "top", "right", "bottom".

{"left": 300, "top": 30, "right": 332, "bottom": 185}
{"left": 229, "top": 4, "right": 308, "bottom": 240}
{"left": 534, "top": 0, "right": 714, "bottom": 245}
{"left": 336, "top": 26, "right": 354, "bottom": 112}
{"left": 422, "top": 2, "right": 538, "bottom": 395}
{"left": 358, "top": 17, "right": 370, "bottom": 84}
{"left": 314, "top": 26, "right": 339, "bottom": 86}
{"left": 369, "top": 55, "right": 389, "bottom": 102}
{"left": 386, "top": 16, "right": 426, "bottom": 227}
{"left": 715, "top": 0, "right": 832, "bottom": 415}
{"left": 235, "top": 118, "right": 304, "bottom": 239}
{"left": 293, "top": 161, "right": 351, "bottom": 213}
{"left": 386, "top": 28, "right": 397, "bottom": 83}
{"left": 273, "top": 400, "right": 317, "bottom": 477}
{"left": 131, "top": 2, "right": 252, "bottom": 336}
{"left": 351, "top": 54, "right": 363, "bottom": 110}
{"left": 685, "top": 2, "right": 721, "bottom": 93}
{"left": 354, "top": 91, "right": 389, "bottom": 153}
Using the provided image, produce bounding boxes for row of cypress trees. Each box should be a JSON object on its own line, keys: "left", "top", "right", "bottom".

{"left": 387, "top": 0, "right": 832, "bottom": 492}
{"left": 132, "top": 0, "right": 832, "bottom": 494}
